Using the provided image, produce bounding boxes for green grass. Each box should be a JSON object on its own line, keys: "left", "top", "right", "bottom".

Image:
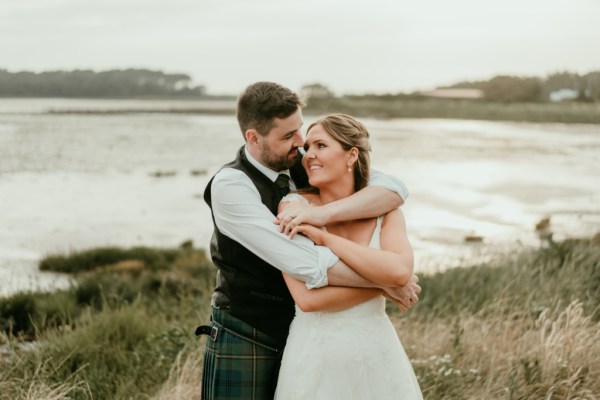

{"left": 304, "top": 96, "right": 600, "bottom": 124}
{"left": 404, "top": 237, "right": 600, "bottom": 321}
{"left": 39, "top": 246, "right": 187, "bottom": 273}
{"left": 40, "top": 95, "right": 600, "bottom": 124}
{"left": 1, "top": 236, "right": 599, "bottom": 399}
{"left": 1, "top": 246, "right": 214, "bottom": 400}
{"left": 390, "top": 236, "right": 600, "bottom": 399}
{"left": 2, "top": 248, "right": 212, "bottom": 339}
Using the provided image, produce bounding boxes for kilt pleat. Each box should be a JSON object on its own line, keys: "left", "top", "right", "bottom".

{"left": 202, "top": 341, "right": 217, "bottom": 399}
{"left": 201, "top": 308, "right": 285, "bottom": 400}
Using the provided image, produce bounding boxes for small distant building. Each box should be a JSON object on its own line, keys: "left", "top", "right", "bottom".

{"left": 419, "top": 88, "right": 483, "bottom": 99}
{"left": 300, "top": 83, "right": 335, "bottom": 99}
{"left": 549, "top": 88, "right": 578, "bottom": 102}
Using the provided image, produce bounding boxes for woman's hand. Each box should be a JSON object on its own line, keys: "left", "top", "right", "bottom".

{"left": 276, "top": 201, "right": 328, "bottom": 235}
{"left": 383, "top": 274, "right": 421, "bottom": 312}
{"left": 288, "top": 224, "right": 328, "bottom": 245}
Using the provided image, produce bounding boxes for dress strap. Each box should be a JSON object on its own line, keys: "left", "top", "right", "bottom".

{"left": 369, "top": 216, "right": 384, "bottom": 249}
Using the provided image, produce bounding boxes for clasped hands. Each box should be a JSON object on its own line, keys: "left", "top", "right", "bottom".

{"left": 275, "top": 203, "right": 421, "bottom": 312}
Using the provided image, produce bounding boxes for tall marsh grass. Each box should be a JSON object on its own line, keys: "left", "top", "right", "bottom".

{"left": 400, "top": 301, "right": 600, "bottom": 399}
{"left": 1, "top": 237, "right": 598, "bottom": 399}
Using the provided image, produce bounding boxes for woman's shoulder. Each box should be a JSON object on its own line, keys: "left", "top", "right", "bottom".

{"left": 281, "top": 192, "right": 321, "bottom": 206}
{"left": 381, "top": 208, "right": 406, "bottom": 230}
{"left": 281, "top": 193, "right": 310, "bottom": 205}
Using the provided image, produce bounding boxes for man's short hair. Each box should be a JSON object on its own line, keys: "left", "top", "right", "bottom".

{"left": 237, "top": 82, "right": 304, "bottom": 138}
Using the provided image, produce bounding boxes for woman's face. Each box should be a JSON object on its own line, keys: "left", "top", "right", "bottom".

{"left": 302, "top": 124, "right": 351, "bottom": 188}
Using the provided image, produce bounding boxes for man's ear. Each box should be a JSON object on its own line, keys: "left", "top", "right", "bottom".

{"left": 245, "top": 129, "right": 260, "bottom": 145}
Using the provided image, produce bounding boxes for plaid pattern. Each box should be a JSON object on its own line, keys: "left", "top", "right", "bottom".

{"left": 202, "top": 307, "right": 285, "bottom": 400}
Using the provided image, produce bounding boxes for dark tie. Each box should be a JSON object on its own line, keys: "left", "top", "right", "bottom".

{"left": 275, "top": 174, "right": 291, "bottom": 198}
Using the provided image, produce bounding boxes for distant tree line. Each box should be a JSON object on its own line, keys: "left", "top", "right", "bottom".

{"left": 301, "top": 71, "right": 600, "bottom": 103}
{"left": 2, "top": 68, "right": 599, "bottom": 103}
{"left": 0, "top": 69, "right": 206, "bottom": 98}
{"left": 445, "top": 71, "right": 600, "bottom": 102}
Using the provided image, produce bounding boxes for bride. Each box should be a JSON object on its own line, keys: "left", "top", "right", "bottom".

{"left": 274, "top": 114, "right": 423, "bottom": 400}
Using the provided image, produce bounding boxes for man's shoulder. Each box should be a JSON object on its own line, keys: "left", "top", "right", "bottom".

{"left": 213, "top": 166, "right": 245, "bottom": 180}
{"left": 205, "top": 167, "right": 248, "bottom": 200}
{"left": 211, "top": 167, "right": 251, "bottom": 189}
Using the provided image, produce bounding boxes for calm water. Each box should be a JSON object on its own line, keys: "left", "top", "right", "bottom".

{"left": 1, "top": 99, "right": 599, "bottom": 297}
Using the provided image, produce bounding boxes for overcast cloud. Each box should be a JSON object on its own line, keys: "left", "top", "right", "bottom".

{"left": 1, "top": 0, "right": 599, "bottom": 94}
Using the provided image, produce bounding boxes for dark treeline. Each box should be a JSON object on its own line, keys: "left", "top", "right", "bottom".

{"left": 3, "top": 67, "right": 599, "bottom": 103}
{"left": 0, "top": 68, "right": 206, "bottom": 98}
{"left": 301, "top": 70, "right": 600, "bottom": 103}
{"left": 298, "top": 71, "right": 600, "bottom": 123}
{"left": 442, "top": 71, "right": 600, "bottom": 102}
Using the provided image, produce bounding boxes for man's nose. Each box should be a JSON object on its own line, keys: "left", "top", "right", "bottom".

{"left": 293, "top": 132, "right": 304, "bottom": 147}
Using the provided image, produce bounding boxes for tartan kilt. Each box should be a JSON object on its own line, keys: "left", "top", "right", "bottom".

{"left": 202, "top": 307, "right": 286, "bottom": 400}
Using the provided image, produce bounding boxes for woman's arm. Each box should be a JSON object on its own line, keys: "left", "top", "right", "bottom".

{"left": 290, "top": 209, "right": 414, "bottom": 288}
{"left": 278, "top": 197, "right": 380, "bottom": 289}
{"left": 283, "top": 273, "right": 382, "bottom": 312}
{"left": 279, "top": 197, "right": 382, "bottom": 312}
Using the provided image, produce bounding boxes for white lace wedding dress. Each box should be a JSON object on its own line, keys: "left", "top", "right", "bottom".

{"left": 275, "top": 196, "right": 423, "bottom": 400}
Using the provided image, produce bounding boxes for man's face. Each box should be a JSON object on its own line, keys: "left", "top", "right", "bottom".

{"left": 257, "top": 107, "right": 304, "bottom": 171}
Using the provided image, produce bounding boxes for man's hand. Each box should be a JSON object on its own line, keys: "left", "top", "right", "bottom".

{"left": 383, "top": 274, "right": 421, "bottom": 312}
{"left": 276, "top": 202, "right": 328, "bottom": 235}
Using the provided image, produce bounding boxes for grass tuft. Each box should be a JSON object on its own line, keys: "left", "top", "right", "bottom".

{"left": 39, "top": 247, "right": 197, "bottom": 273}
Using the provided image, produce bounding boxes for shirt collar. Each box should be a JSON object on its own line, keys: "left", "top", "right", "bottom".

{"left": 244, "top": 145, "right": 291, "bottom": 183}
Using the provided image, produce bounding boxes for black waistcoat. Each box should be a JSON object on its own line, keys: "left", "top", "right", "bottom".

{"left": 204, "top": 146, "right": 309, "bottom": 340}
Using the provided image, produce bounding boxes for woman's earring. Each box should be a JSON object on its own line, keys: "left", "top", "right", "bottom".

{"left": 347, "top": 166, "right": 352, "bottom": 172}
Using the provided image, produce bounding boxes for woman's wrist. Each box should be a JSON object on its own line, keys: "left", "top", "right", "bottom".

{"left": 321, "top": 230, "right": 336, "bottom": 247}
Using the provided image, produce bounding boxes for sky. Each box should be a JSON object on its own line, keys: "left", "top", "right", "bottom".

{"left": 1, "top": 0, "right": 599, "bottom": 95}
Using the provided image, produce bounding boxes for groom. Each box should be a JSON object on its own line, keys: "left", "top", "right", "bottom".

{"left": 197, "top": 81, "right": 421, "bottom": 400}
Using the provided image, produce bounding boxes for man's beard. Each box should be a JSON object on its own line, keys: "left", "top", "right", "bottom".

{"left": 261, "top": 143, "right": 298, "bottom": 171}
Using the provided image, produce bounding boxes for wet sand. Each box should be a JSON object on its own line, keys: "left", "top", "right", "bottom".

{"left": 1, "top": 100, "right": 598, "bottom": 296}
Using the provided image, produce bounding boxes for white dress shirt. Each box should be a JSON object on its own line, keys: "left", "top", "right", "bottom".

{"left": 210, "top": 146, "right": 409, "bottom": 289}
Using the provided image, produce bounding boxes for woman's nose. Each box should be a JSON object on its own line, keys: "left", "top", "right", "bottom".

{"left": 302, "top": 151, "right": 314, "bottom": 165}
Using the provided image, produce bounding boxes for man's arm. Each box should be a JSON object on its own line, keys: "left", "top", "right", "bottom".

{"left": 277, "top": 169, "right": 408, "bottom": 232}
{"left": 211, "top": 168, "right": 338, "bottom": 288}
{"left": 213, "top": 169, "right": 408, "bottom": 290}
{"left": 212, "top": 168, "right": 420, "bottom": 310}
{"left": 277, "top": 191, "right": 420, "bottom": 310}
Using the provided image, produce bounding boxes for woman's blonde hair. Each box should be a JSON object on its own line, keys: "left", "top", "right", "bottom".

{"left": 306, "top": 114, "right": 371, "bottom": 191}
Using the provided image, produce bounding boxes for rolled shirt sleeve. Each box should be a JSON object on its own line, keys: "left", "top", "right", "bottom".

{"left": 368, "top": 169, "right": 409, "bottom": 201}
{"left": 210, "top": 168, "right": 338, "bottom": 288}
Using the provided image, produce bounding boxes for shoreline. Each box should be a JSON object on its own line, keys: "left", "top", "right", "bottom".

{"left": 1, "top": 97, "right": 600, "bottom": 124}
